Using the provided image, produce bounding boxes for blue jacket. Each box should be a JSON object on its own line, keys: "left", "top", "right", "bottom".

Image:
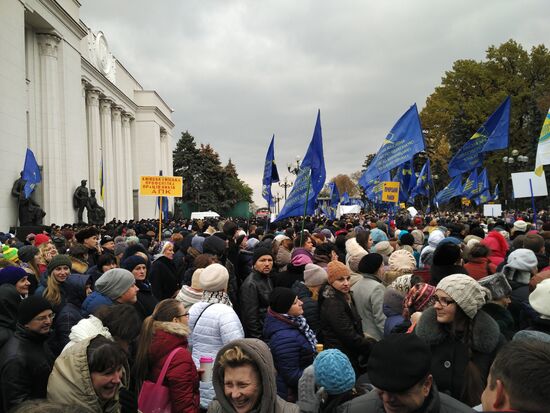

{"left": 80, "top": 291, "right": 113, "bottom": 317}
{"left": 263, "top": 311, "right": 315, "bottom": 401}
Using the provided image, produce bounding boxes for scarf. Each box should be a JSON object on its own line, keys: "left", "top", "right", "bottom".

{"left": 269, "top": 309, "right": 317, "bottom": 352}
{"left": 201, "top": 290, "right": 232, "bottom": 307}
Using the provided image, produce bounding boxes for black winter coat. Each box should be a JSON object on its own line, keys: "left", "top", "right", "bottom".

{"left": 415, "top": 307, "right": 505, "bottom": 406}
{"left": 274, "top": 264, "right": 305, "bottom": 289}
{"left": 0, "top": 284, "right": 21, "bottom": 350}
{"left": 149, "top": 256, "right": 180, "bottom": 300}
{"left": 0, "top": 325, "right": 54, "bottom": 412}
{"left": 239, "top": 270, "right": 273, "bottom": 339}
{"left": 134, "top": 280, "right": 159, "bottom": 321}
{"left": 291, "top": 281, "right": 320, "bottom": 335}
{"left": 319, "top": 284, "right": 373, "bottom": 374}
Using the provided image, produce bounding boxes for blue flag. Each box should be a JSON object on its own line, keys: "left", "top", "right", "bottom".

{"left": 365, "top": 172, "right": 391, "bottom": 202}
{"left": 434, "top": 175, "right": 463, "bottom": 206}
{"left": 392, "top": 159, "right": 414, "bottom": 202}
{"left": 359, "top": 104, "right": 425, "bottom": 189}
{"left": 462, "top": 169, "right": 478, "bottom": 199}
{"left": 262, "top": 135, "right": 280, "bottom": 208}
{"left": 410, "top": 159, "right": 432, "bottom": 199}
{"left": 341, "top": 192, "right": 350, "bottom": 205}
{"left": 448, "top": 97, "right": 511, "bottom": 177}
{"left": 328, "top": 182, "right": 340, "bottom": 209}
{"left": 473, "top": 168, "right": 491, "bottom": 204}
{"left": 157, "top": 196, "right": 169, "bottom": 220}
{"left": 276, "top": 110, "right": 326, "bottom": 220}
{"left": 22, "top": 148, "right": 41, "bottom": 198}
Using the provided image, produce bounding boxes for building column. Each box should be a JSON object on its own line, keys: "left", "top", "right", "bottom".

{"left": 100, "top": 98, "right": 115, "bottom": 220}
{"left": 122, "top": 113, "right": 133, "bottom": 219}
{"left": 86, "top": 88, "right": 102, "bottom": 199}
{"left": 37, "top": 33, "right": 64, "bottom": 224}
{"left": 111, "top": 106, "right": 124, "bottom": 220}
{"left": 159, "top": 130, "right": 167, "bottom": 175}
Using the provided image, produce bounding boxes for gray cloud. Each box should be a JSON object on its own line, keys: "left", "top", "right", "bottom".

{"left": 80, "top": 0, "right": 548, "bottom": 208}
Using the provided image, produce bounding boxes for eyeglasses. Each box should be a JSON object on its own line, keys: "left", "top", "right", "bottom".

{"left": 433, "top": 295, "right": 456, "bottom": 307}
{"left": 33, "top": 312, "right": 55, "bottom": 322}
{"left": 177, "top": 313, "right": 189, "bottom": 318}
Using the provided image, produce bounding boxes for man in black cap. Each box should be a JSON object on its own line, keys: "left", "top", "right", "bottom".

{"left": 340, "top": 334, "right": 472, "bottom": 413}
{"left": 0, "top": 296, "right": 55, "bottom": 411}
{"left": 76, "top": 227, "right": 100, "bottom": 267}
{"left": 100, "top": 235, "right": 115, "bottom": 255}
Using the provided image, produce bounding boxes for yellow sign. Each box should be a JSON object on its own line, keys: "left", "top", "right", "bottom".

{"left": 461, "top": 197, "right": 471, "bottom": 206}
{"left": 139, "top": 176, "right": 183, "bottom": 197}
{"left": 400, "top": 202, "right": 406, "bottom": 209}
{"left": 382, "top": 182, "right": 400, "bottom": 203}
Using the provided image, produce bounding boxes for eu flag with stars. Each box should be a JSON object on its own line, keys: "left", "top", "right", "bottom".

{"left": 448, "top": 96, "right": 511, "bottom": 177}
{"left": 276, "top": 110, "right": 326, "bottom": 220}
{"left": 22, "top": 148, "right": 41, "bottom": 198}
{"left": 359, "top": 104, "right": 425, "bottom": 189}
{"left": 262, "top": 135, "right": 280, "bottom": 208}
{"left": 434, "top": 175, "right": 463, "bottom": 206}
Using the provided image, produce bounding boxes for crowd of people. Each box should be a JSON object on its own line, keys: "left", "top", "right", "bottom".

{"left": 0, "top": 210, "right": 549, "bottom": 412}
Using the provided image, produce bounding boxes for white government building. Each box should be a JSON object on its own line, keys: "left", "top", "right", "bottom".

{"left": 1, "top": 0, "right": 175, "bottom": 231}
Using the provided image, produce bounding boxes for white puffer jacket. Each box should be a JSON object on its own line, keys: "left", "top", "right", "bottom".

{"left": 189, "top": 301, "right": 244, "bottom": 409}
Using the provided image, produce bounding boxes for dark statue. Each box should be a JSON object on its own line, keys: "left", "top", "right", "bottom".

{"left": 87, "top": 189, "right": 106, "bottom": 226}
{"left": 11, "top": 172, "right": 46, "bottom": 226}
{"left": 73, "top": 180, "right": 90, "bottom": 223}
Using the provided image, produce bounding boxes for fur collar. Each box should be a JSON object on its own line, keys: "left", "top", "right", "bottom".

{"left": 70, "top": 257, "right": 88, "bottom": 274}
{"left": 416, "top": 307, "right": 500, "bottom": 354}
{"left": 153, "top": 321, "right": 190, "bottom": 337}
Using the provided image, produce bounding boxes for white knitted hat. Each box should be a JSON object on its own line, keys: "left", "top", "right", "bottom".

{"left": 436, "top": 274, "right": 488, "bottom": 319}
{"left": 199, "top": 263, "right": 229, "bottom": 292}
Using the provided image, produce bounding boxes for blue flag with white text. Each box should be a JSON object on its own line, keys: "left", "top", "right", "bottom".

{"left": 409, "top": 159, "right": 431, "bottom": 199}
{"left": 462, "top": 169, "right": 478, "bottom": 199}
{"left": 276, "top": 110, "right": 326, "bottom": 220}
{"left": 359, "top": 104, "right": 425, "bottom": 189}
{"left": 448, "top": 97, "right": 511, "bottom": 177}
{"left": 262, "top": 135, "right": 280, "bottom": 208}
{"left": 365, "top": 172, "right": 391, "bottom": 202}
{"left": 434, "top": 175, "right": 463, "bottom": 206}
{"left": 22, "top": 148, "right": 41, "bottom": 198}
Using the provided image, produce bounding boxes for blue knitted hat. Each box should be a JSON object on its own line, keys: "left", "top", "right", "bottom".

{"left": 0, "top": 266, "right": 27, "bottom": 286}
{"left": 313, "top": 349, "right": 355, "bottom": 395}
{"left": 370, "top": 228, "right": 388, "bottom": 244}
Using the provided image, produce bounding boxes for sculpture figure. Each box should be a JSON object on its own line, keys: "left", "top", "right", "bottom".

{"left": 87, "top": 189, "right": 106, "bottom": 226}
{"left": 73, "top": 180, "right": 90, "bottom": 223}
{"left": 11, "top": 172, "right": 46, "bottom": 226}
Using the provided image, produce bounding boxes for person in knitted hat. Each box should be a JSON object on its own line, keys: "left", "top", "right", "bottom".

{"left": 263, "top": 287, "right": 316, "bottom": 401}
{"left": 320, "top": 261, "right": 374, "bottom": 375}
{"left": 240, "top": 247, "right": 274, "bottom": 339}
{"left": 17, "top": 245, "right": 41, "bottom": 294}
{"left": 341, "top": 334, "right": 472, "bottom": 413}
{"left": 188, "top": 264, "right": 244, "bottom": 409}
{"left": 371, "top": 241, "right": 393, "bottom": 263}
{"left": 430, "top": 242, "right": 468, "bottom": 286}
{"left": 75, "top": 227, "right": 100, "bottom": 267}
{"left": 0, "top": 295, "right": 55, "bottom": 411}
{"left": 275, "top": 247, "right": 312, "bottom": 289}
{"left": 352, "top": 254, "right": 386, "bottom": 340}
{"left": 35, "top": 254, "right": 72, "bottom": 311}
{"left": 293, "top": 263, "right": 326, "bottom": 336}
{"left": 0, "top": 266, "right": 30, "bottom": 298}
{"left": 81, "top": 268, "right": 138, "bottom": 317}
{"left": 121, "top": 255, "right": 157, "bottom": 321}
{"left": 1, "top": 244, "right": 18, "bottom": 263}
{"left": 478, "top": 273, "right": 515, "bottom": 339}
{"left": 416, "top": 274, "right": 504, "bottom": 406}
{"left": 385, "top": 249, "right": 417, "bottom": 285}
{"left": 33, "top": 233, "right": 50, "bottom": 247}
{"left": 175, "top": 268, "right": 204, "bottom": 311}
{"left": 313, "top": 349, "right": 360, "bottom": 410}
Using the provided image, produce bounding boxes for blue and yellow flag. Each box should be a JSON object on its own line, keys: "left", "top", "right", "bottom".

{"left": 462, "top": 169, "right": 478, "bottom": 199}
{"left": 448, "top": 96, "right": 510, "bottom": 177}
{"left": 275, "top": 110, "right": 326, "bottom": 220}
{"left": 535, "top": 108, "right": 550, "bottom": 176}
{"left": 392, "top": 159, "right": 414, "bottom": 202}
{"left": 365, "top": 172, "right": 391, "bottom": 201}
{"left": 22, "top": 148, "right": 41, "bottom": 198}
{"left": 341, "top": 191, "right": 350, "bottom": 205}
{"left": 410, "top": 159, "right": 432, "bottom": 200}
{"left": 262, "top": 135, "right": 280, "bottom": 208}
{"left": 434, "top": 175, "right": 463, "bottom": 206}
{"left": 328, "top": 182, "right": 340, "bottom": 209}
{"left": 473, "top": 168, "right": 491, "bottom": 204}
{"left": 359, "top": 104, "right": 425, "bottom": 189}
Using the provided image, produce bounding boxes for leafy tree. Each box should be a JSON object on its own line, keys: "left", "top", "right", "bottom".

{"left": 331, "top": 174, "right": 359, "bottom": 197}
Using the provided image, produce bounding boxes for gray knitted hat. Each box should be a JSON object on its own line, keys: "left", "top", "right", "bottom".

{"left": 478, "top": 272, "right": 512, "bottom": 301}
{"left": 95, "top": 268, "right": 135, "bottom": 300}
{"left": 436, "top": 274, "right": 488, "bottom": 319}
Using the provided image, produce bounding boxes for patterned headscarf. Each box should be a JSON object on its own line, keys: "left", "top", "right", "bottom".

{"left": 402, "top": 283, "right": 436, "bottom": 319}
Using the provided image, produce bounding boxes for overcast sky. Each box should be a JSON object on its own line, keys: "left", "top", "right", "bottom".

{"left": 80, "top": 0, "right": 548, "bottom": 208}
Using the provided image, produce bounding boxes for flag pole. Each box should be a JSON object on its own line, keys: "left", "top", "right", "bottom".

{"left": 159, "top": 196, "right": 162, "bottom": 243}
{"left": 300, "top": 172, "right": 312, "bottom": 245}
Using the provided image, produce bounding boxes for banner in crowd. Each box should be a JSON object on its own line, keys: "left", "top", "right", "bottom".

{"left": 262, "top": 135, "right": 280, "bottom": 208}
{"left": 448, "top": 96, "right": 511, "bottom": 177}
{"left": 535, "top": 108, "right": 550, "bottom": 176}
{"left": 434, "top": 174, "right": 463, "bottom": 205}
{"left": 275, "top": 110, "right": 326, "bottom": 221}
{"left": 22, "top": 148, "right": 41, "bottom": 198}
{"left": 359, "top": 104, "right": 425, "bottom": 189}
{"left": 382, "top": 181, "right": 400, "bottom": 203}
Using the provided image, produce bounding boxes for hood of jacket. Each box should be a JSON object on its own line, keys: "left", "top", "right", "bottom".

{"left": 382, "top": 287, "right": 405, "bottom": 317}
{"left": 81, "top": 290, "right": 114, "bottom": 317}
{"left": 149, "top": 321, "right": 190, "bottom": 363}
{"left": 263, "top": 311, "right": 296, "bottom": 339}
{"left": 212, "top": 338, "right": 278, "bottom": 413}
{"left": 0, "top": 284, "right": 21, "bottom": 329}
{"left": 48, "top": 335, "right": 126, "bottom": 413}
{"left": 415, "top": 307, "right": 501, "bottom": 354}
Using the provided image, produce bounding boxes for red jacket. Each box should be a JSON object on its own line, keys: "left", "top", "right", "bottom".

{"left": 464, "top": 257, "right": 497, "bottom": 280}
{"left": 149, "top": 322, "right": 199, "bottom": 413}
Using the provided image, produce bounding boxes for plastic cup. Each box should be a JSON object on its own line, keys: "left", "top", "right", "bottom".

{"left": 199, "top": 356, "right": 214, "bottom": 382}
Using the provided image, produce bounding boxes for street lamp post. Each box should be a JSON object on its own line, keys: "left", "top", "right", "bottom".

{"left": 502, "top": 149, "right": 529, "bottom": 210}
{"left": 278, "top": 176, "right": 293, "bottom": 201}
{"left": 287, "top": 156, "right": 301, "bottom": 176}
{"left": 273, "top": 192, "right": 283, "bottom": 214}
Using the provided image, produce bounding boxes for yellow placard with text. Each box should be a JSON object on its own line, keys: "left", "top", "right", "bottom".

{"left": 139, "top": 176, "right": 183, "bottom": 197}
{"left": 461, "top": 197, "right": 471, "bottom": 206}
{"left": 381, "top": 181, "right": 400, "bottom": 203}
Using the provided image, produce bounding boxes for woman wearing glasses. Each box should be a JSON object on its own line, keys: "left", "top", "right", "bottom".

{"left": 134, "top": 298, "right": 200, "bottom": 413}
{"left": 415, "top": 274, "right": 505, "bottom": 407}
